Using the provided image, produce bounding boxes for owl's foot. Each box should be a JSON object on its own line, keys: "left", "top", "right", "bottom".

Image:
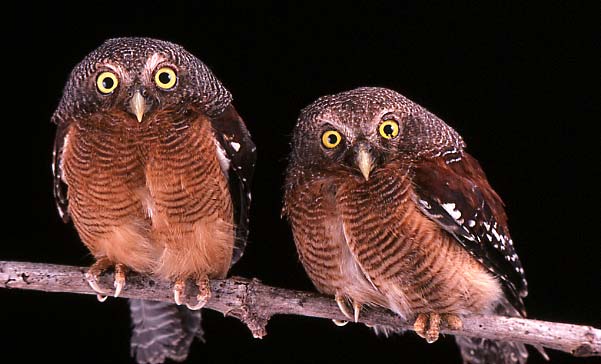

{"left": 332, "top": 320, "right": 349, "bottom": 326}
{"left": 186, "top": 276, "right": 211, "bottom": 310}
{"left": 113, "top": 263, "right": 126, "bottom": 298}
{"left": 414, "top": 312, "right": 440, "bottom": 343}
{"left": 333, "top": 295, "right": 362, "bottom": 326}
{"left": 85, "top": 258, "right": 127, "bottom": 301}
{"left": 333, "top": 295, "right": 350, "bottom": 325}
{"left": 173, "top": 279, "right": 186, "bottom": 306}
{"left": 413, "top": 313, "right": 463, "bottom": 343}
{"left": 173, "top": 276, "right": 211, "bottom": 310}
{"left": 335, "top": 295, "right": 353, "bottom": 320}
{"left": 442, "top": 313, "right": 463, "bottom": 331}
{"left": 352, "top": 301, "right": 362, "bottom": 322}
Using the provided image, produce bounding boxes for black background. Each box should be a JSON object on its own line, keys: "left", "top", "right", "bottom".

{"left": 7, "top": 2, "right": 600, "bottom": 364}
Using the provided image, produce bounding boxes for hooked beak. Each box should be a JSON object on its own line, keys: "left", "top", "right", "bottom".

{"left": 355, "top": 145, "right": 374, "bottom": 181}
{"left": 129, "top": 90, "right": 147, "bottom": 123}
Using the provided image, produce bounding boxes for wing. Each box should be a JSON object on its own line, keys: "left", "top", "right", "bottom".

{"left": 412, "top": 151, "right": 527, "bottom": 314}
{"left": 210, "top": 105, "right": 256, "bottom": 265}
{"left": 52, "top": 120, "right": 71, "bottom": 223}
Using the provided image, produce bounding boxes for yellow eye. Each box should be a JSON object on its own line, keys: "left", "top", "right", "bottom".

{"left": 96, "top": 71, "right": 119, "bottom": 94}
{"left": 379, "top": 119, "right": 400, "bottom": 139}
{"left": 154, "top": 67, "right": 177, "bottom": 89}
{"left": 321, "top": 130, "right": 342, "bottom": 149}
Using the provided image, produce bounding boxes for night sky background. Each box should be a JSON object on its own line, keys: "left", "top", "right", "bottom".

{"left": 8, "top": 2, "right": 600, "bottom": 364}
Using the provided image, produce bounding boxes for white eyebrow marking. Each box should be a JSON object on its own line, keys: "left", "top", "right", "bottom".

{"left": 103, "top": 63, "right": 121, "bottom": 73}
{"left": 146, "top": 53, "right": 166, "bottom": 69}
{"left": 143, "top": 53, "right": 169, "bottom": 81}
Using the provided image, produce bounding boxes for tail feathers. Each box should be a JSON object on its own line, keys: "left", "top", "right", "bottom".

{"left": 370, "top": 325, "right": 405, "bottom": 337}
{"left": 455, "top": 336, "right": 528, "bottom": 364}
{"left": 455, "top": 298, "right": 528, "bottom": 364}
{"left": 129, "top": 299, "right": 203, "bottom": 364}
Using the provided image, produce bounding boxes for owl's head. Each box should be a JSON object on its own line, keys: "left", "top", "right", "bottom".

{"left": 52, "top": 37, "right": 231, "bottom": 125}
{"left": 290, "top": 87, "right": 464, "bottom": 180}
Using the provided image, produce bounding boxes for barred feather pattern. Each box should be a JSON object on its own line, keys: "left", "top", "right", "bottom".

{"left": 129, "top": 300, "right": 204, "bottom": 364}
{"left": 285, "top": 87, "right": 532, "bottom": 364}
{"left": 51, "top": 38, "right": 256, "bottom": 364}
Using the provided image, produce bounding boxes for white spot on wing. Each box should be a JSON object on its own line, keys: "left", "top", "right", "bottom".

{"left": 231, "top": 141, "right": 241, "bottom": 152}
{"left": 419, "top": 199, "right": 431, "bottom": 209}
{"left": 442, "top": 203, "right": 462, "bottom": 220}
{"left": 213, "top": 139, "right": 230, "bottom": 177}
{"left": 491, "top": 228, "right": 501, "bottom": 241}
{"left": 54, "top": 129, "right": 71, "bottom": 183}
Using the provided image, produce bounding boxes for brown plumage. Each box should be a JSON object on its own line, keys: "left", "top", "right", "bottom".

{"left": 284, "top": 87, "right": 529, "bottom": 364}
{"left": 52, "top": 37, "right": 256, "bottom": 364}
{"left": 64, "top": 113, "right": 234, "bottom": 280}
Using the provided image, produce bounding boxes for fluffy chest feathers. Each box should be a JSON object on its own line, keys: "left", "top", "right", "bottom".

{"left": 286, "top": 161, "right": 502, "bottom": 317}
{"left": 62, "top": 114, "right": 234, "bottom": 279}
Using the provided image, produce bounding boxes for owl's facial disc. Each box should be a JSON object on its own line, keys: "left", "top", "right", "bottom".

{"left": 124, "top": 65, "right": 178, "bottom": 123}
{"left": 349, "top": 117, "right": 401, "bottom": 180}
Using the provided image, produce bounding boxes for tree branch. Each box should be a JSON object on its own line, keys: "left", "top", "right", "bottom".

{"left": 1, "top": 260, "right": 599, "bottom": 357}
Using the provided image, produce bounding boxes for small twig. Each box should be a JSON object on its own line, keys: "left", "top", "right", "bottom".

{"left": 1, "top": 260, "right": 599, "bottom": 357}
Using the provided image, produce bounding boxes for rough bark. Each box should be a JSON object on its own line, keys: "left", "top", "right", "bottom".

{"left": 1, "top": 260, "right": 599, "bottom": 357}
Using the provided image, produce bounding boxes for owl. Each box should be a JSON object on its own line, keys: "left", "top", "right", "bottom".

{"left": 52, "top": 37, "right": 256, "bottom": 363}
{"left": 283, "top": 87, "right": 530, "bottom": 364}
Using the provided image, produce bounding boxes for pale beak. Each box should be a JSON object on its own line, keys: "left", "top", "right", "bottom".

{"left": 129, "top": 90, "right": 147, "bottom": 123}
{"left": 355, "top": 145, "right": 374, "bottom": 181}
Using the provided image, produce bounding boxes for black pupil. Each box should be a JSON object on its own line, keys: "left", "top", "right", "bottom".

{"left": 384, "top": 124, "right": 394, "bottom": 136}
{"left": 102, "top": 77, "right": 114, "bottom": 90}
{"left": 327, "top": 134, "right": 338, "bottom": 144}
{"left": 159, "top": 71, "right": 171, "bottom": 85}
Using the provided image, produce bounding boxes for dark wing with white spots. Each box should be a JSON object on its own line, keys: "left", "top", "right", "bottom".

{"left": 52, "top": 120, "right": 71, "bottom": 223}
{"left": 210, "top": 105, "right": 256, "bottom": 265}
{"left": 412, "top": 151, "right": 527, "bottom": 314}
